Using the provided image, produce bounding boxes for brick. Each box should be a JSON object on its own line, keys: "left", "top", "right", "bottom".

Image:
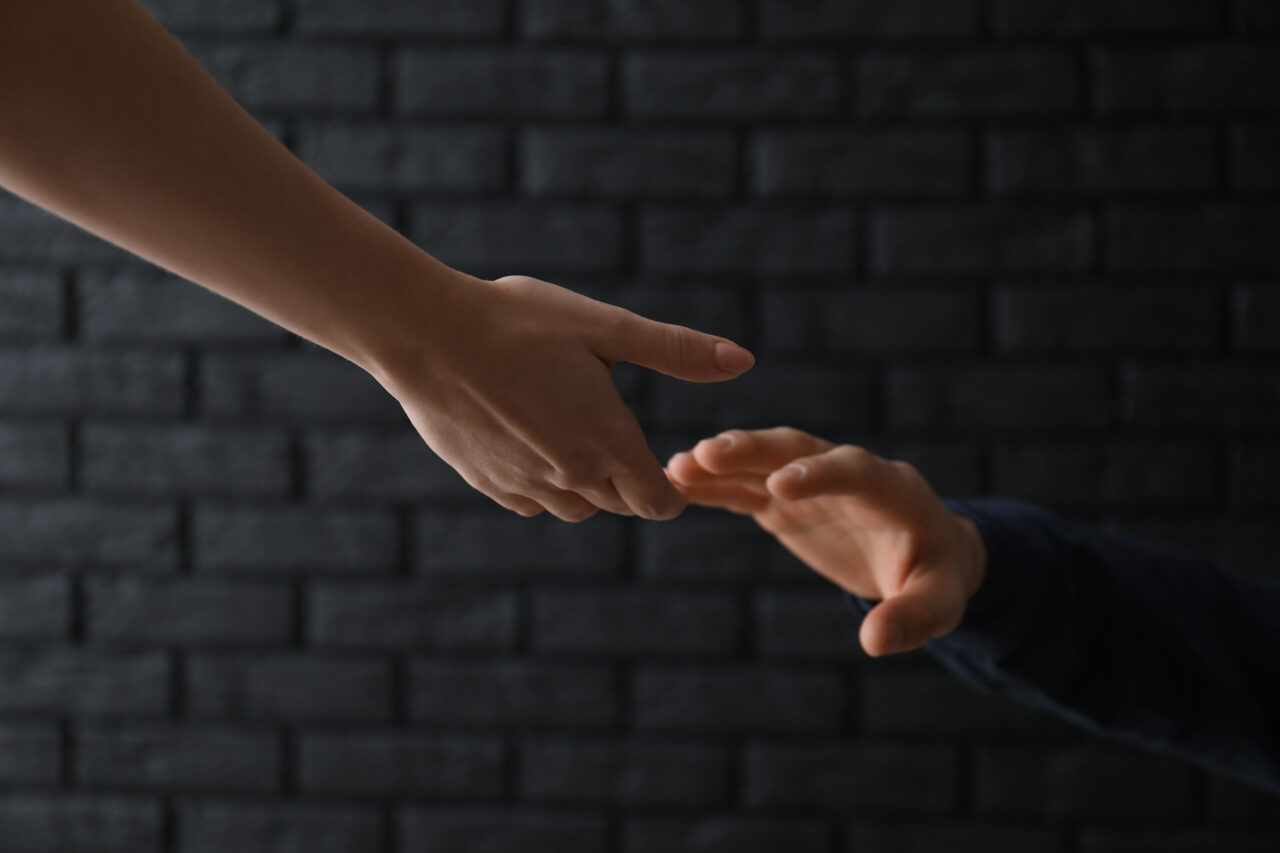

{"left": 186, "top": 654, "right": 391, "bottom": 722}
{"left": 309, "top": 583, "right": 517, "bottom": 650}
{"left": 297, "top": 0, "right": 505, "bottom": 35}
{"left": 746, "top": 743, "right": 957, "bottom": 813}
{"left": 1097, "top": 47, "right": 1280, "bottom": 114}
{"left": 402, "top": 809, "right": 606, "bottom": 853}
{"left": 976, "top": 745, "right": 1196, "bottom": 818}
{"left": 0, "top": 576, "right": 67, "bottom": 641}
{"left": 532, "top": 588, "right": 741, "bottom": 655}
{"left": 0, "top": 498, "right": 178, "bottom": 569}
{"left": 887, "top": 365, "right": 1112, "bottom": 431}
{"left": 754, "top": 590, "right": 866, "bottom": 660}
{"left": 995, "top": 441, "right": 1219, "bottom": 509}
{"left": 641, "top": 205, "right": 853, "bottom": 275}
{"left": 860, "top": 50, "right": 1078, "bottom": 117}
{"left": 624, "top": 52, "right": 840, "bottom": 118}
{"left": 138, "top": 0, "right": 282, "bottom": 32}
{"left": 523, "top": 129, "right": 736, "bottom": 198}
{"left": 760, "top": 0, "right": 979, "bottom": 38}
{"left": 997, "top": 284, "right": 1219, "bottom": 352}
{"left": 850, "top": 822, "right": 1069, "bottom": 853}
{"left": 989, "top": 128, "right": 1216, "bottom": 195}
{"left": 179, "top": 801, "right": 382, "bottom": 853}
{"left": 1238, "top": 0, "right": 1280, "bottom": 32}
{"left": 639, "top": 510, "right": 817, "bottom": 584}
{"left": 657, "top": 365, "right": 873, "bottom": 431}
{"left": 410, "top": 201, "right": 622, "bottom": 274}
{"left": 398, "top": 49, "right": 608, "bottom": 117}
{"left": 200, "top": 351, "right": 403, "bottom": 423}
{"left": 415, "top": 512, "right": 625, "bottom": 577}
{"left": 860, "top": 668, "right": 1068, "bottom": 734}
{"left": 0, "top": 420, "right": 68, "bottom": 490}
{"left": 1080, "top": 830, "right": 1280, "bottom": 853}
{"left": 1234, "top": 444, "right": 1280, "bottom": 507}
{"left": 189, "top": 43, "right": 379, "bottom": 113}
{"left": 0, "top": 723, "right": 60, "bottom": 785}
{"left": 520, "top": 737, "right": 729, "bottom": 806}
{"left": 408, "top": 658, "right": 617, "bottom": 729}
{"left": 299, "top": 732, "right": 504, "bottom": 797}
{"left": 753, "top": 130, "right": 970, "bottom": 198}
{"left": 635, "top": 664, "right": 845, "bottom": 733}
{"left": 82, "top": 424, "right": 290, "bottom": 496}
{"left": 0, "top": 648, "right": 168, "bottom": 715}
{"left": 0, "top": 796, "right": 161, "bottom": 853}
{"left": 194, "top": 505, "right": 399, "bottom": 573}
{"left": 77, "top": 725, "right": 279, "bottom": 792}
{"left": 872, "top": 206, "right": 1093, "bottom": 274}
{"left": 304, "top": 427, "right": 470, "bottom": 501}
{"left": 1109, "top": 205, "right": 1280, "bottom": 272}
{"left": 761, "top": 287, "right": 983, "bottom": 355}
{"left": 0, "top": 346, "right": 183, "bottom": 416}
{"left": 626, "top": 818, "right": 831, "bottom": 853}
{"left": 86, "top": 577, "right": 291, "bottom": 644}
{"left": 1124, "top": 364, "right": 1280, "bottom": 428}
{"left": 297, "top": 123, "right": 507, "bottom": 193}
{"left": 523, "top": 0, "right": 744, "bottom": 40}
{"left": 0, "top": 268, "right": 62, "bottom": 340}
{"left": 1234, "top": 126, "right": 1280, "bottom": 191}
{"left": 993, "top": 0, "right": 1219, "bottom": 34}
{"left": 885, "top": 441, "right": 984, "bottom": 498}
{"left": 1236, "top": 283, "right": 1280, "bottom": 351}
{"left": 0, "top": 193, "right": 132, "bottom": 263}
{"left": 79, "top": 268, "right": 282, "bottom": 343}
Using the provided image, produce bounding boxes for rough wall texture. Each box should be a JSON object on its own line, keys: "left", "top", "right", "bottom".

{"left": 0, "top": 0, "right": 1277, "bottom": 850}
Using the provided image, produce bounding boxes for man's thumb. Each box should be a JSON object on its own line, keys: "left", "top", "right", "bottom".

{"left": 604, "top": 313, "right": 754, "bottom": 382}
{"left": 858, "top": 569, "right": 965, "bottom": 657}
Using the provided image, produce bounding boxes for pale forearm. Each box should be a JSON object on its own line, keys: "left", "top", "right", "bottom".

{"left": 0, "top": 0, "right": 454, "bottom": 377}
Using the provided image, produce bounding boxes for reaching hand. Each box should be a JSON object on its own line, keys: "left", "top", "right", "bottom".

{"left": 666, "top": 427, "right": 986, "bottom": 656}
{"left": 378, "top": 274, "right": 755, "bottom": 523}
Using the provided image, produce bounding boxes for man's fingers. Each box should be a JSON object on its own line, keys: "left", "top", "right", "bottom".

{"left": 764, "top": 444, "right": 887, "bottom": 501}
{"left": 681, "top": 482, "right": 772, "bottom": 516}
{"left": 692, "top": 427, "right": 835, "bottom": 476}
{"left": 859, "top": 568, "right": 966, "bottom": 657}
{"left": 572, "top": 478, "right": 635, "bottom": 517}
{"left": 599, "top": 312, "right": 754, "bottom": 383}
{"left": 667, "top": 451, "right": 770, "bottom": 492}
{"left": 533, "top": 488, "right": 601, "bottom": 523}
{"left": 611, "top": 458, "right": 689, "bottom": 520}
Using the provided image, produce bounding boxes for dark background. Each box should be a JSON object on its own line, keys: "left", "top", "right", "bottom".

{"left": 0, "top": 0, "right": 1278, "bottom": 850}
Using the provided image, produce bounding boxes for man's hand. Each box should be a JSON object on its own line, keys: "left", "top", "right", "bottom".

{"left": 666, "top": 427, "right": 986, "bottom": 656}
{"left": 377, "top": 274, "right": 754, "bottom": 523}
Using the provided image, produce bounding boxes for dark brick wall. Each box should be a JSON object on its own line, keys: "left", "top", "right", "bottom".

{"left": 0, "top": 0, "right": 1277, "bottom": 850}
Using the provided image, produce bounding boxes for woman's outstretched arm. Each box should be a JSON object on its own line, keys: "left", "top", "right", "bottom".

{"left": 0, "top": 0, "right": 754, "bottom": 521}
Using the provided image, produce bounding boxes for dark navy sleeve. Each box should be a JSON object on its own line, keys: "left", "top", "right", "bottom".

{"left": 846, "top": 498, "right": 1280, "bottom": 795}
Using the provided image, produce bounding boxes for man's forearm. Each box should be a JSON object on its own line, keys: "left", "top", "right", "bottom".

{"left": 0, "top": 0, "right": 456, "bottom": 380}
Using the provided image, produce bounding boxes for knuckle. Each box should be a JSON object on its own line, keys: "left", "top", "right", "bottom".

{"left": 548, "top": 462, "right": 598, "bottom": 492}
{"left": 833, "top": 445, "right": 875, "bottom": 468}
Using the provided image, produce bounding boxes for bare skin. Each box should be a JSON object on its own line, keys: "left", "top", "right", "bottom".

{"left": 667, "top": 427, "right": 987, "bottom": 657}
{"left": 0, "top": 0, "right": 753, "bottom": 522}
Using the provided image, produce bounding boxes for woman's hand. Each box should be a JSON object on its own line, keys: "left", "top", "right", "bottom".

{"left": 667, "top": 427, "right": 986, "bottom": 656}
{"left": 376, "top": 274, "right": 754, "bottom": 522}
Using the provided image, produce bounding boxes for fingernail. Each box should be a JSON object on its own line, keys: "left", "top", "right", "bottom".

{"left": 714, "top": 341, "right": 755, "bottom": 374}
{"left": 781, "top": 462, "right": 806, "bottom": 479}
{"left": 714, "top": 433, "right": 735, "bottom": 450}
{"left": 882, "top": 621, "right": 905, "bottom": 654}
